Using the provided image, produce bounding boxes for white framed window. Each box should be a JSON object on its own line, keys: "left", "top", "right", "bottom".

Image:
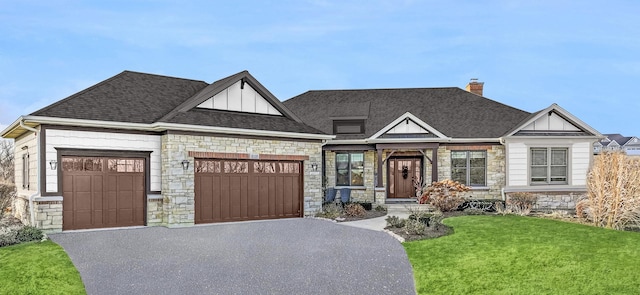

{"left": 451, "top": 151, "right": 486, "bottom": 186}
{"left": 531, "top": 148, "right": 568, "bottom": 184}
{"left": 336, "top": 152, "right": 364, "bottom": 186}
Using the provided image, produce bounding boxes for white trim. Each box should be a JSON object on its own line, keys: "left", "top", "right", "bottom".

{"left": 503, "top": 185, "right": 587, "bottom": 193}
{"left": 369, "top": 112, "right": 448, "bottom": 140}
{"left": 9, "top": 116, "right": 335, "bottom": 140}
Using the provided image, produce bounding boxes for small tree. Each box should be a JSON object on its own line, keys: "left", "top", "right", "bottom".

{"left": 577, "top": 151, "right": 640, "bottom": 230}
{"left": 0, "top": 140, "right": 14, "bottom": 183}
{"left": 419, "top": 179, "right": 469, "bottom": 212}
{"left": 0, "top": 140, "right": 15, "bottom": 218}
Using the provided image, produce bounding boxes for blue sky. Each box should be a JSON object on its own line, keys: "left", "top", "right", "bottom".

{"left": 1, "top": 0, "right": 639, "bottom": 136}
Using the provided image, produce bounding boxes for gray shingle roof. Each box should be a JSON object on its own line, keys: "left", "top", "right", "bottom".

{"left": 29, "top": 70, "right": 324, "bottom": 135}
{"left": 283, "top": 87, "right": 531, "bottom": 139}
{"left": 165, "top": 109, "right": 325, "bottom": 134}
{"left": 31, "top": 71, "right": 209, "bottom": 124}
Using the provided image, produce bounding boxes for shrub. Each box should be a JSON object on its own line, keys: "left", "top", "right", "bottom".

{"left": 494, "top": 201, "right": 512, "bottom": 215}
{"left": 15, "top": 226, "right": 43, "bottom": 242}
{"left": 374, "top": 205, "right": 387, "bottom": 212}
{"left": 578, "top": 151, "right": 640, "bottom": 230}
{"left": 0, "top": 229, "right": 19, "bottom": 247}
{"left": 344, "top": 203, "right": 366, "bottom": 217}
{"left": 419, "top": 179, "right": 469, "bottom": 212}
{"left": 316, "top": 203, "right": 343, "bottom": 219}
{"left": 385, "top": 215, "right": 405, "bottom": 228}
{"left": 404, "top": 219, "right": 426, "bottom": 235}
{"left": 506, "top": 192, "right": 537, "bottom": 216}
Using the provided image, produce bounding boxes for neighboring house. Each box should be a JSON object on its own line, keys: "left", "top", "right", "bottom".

{"left": 283, "top": 80, "right": 603, "bottom": 210}
{"left": 1, "top": 70, "right": 333, "bottom": 232}
{"left": 594, "top": 134, "right": 640, "bottom": 156}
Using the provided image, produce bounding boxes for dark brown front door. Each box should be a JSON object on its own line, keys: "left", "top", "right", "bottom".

{"left": 195, "top": 159, "right": 302, "bottom": 224}
{"left": 62, "top": 157, "right": 145, "bottom": 230}
{"left": 388, "top": 157, "right": 422, "bottom": 199}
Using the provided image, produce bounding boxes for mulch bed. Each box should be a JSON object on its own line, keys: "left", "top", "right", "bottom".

{"left": 385, "top": 211, "right": 467, "bottom": 242}
{"left": 336, "top": 209, "right": 387, "bottom": 222}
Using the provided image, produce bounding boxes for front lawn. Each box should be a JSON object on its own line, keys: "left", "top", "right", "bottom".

{"left": 0, "top": 240, "right": 85, "bottom": 294}
{"left": 404, "top": 215, "right": 640, "bottom": 295}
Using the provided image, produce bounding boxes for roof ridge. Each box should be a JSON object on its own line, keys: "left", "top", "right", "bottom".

{"left": 303, "top": 86, "right": 460, "bottom": 92}
{"left": 122, "top": 70, "right": 206, "bottom": 83}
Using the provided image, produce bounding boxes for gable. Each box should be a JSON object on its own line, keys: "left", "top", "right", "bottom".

{"left": 386, "top": 118, "right": 429, "bottom": 135}
{"left": 196, "top": 80, "right": 282, "bottom": 116}
{"left": 506, "top": 103, "right": 601, "bottom": 137}
{"left": 521, "top": 111, "right": 580, "bottom": 132}
{"left": 369, "top": 112, "right": 447, "bottom": 140}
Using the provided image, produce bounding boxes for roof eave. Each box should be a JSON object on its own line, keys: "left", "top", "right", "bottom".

{"left": 12, "top": 116, "right": 335, "bottom": 140}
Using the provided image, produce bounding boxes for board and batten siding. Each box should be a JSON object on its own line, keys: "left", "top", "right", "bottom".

{"left": 506, "top": 138, "right": 593, "bottom": 187}
{"left": 45, "top": 130, "right": 162, "bottom": 192}
{"left": 13, "top": 129, "right": 39, "bottom": 197}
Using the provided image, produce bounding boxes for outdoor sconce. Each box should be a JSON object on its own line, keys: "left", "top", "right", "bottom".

{"left": 181, "top": 160, "right": 190, "bottom": 171}
{"left": 311, "top": 163, "right": 318, "bottom": 171}
{"left": 49, "top": 160, "right": 57, "bottom": 170}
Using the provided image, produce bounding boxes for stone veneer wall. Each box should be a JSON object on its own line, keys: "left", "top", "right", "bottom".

{"left": 34, "top": 201, "right": 63, "bottom": 232}
{"left": 323, "top": 151, "right": 375, "bottom": 203}
{"left": 147, "top": 199, "right": 164, "bottom": 226}
{"left": 532, "top": 192, "right": 583, "bottom": 210}
{"left": 438, "top": 145, "right": 505, "bottom": 200}
{"left": 162, "top": 134, "right": 323, "bottom": 227}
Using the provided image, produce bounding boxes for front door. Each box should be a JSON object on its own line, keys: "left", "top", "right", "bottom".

{"left": 388, "top": 157, "right": 422, "bottom": 199}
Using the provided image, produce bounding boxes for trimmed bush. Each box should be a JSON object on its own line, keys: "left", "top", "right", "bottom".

{"left": 16, "top": 226, "right": 44, "bottom": 243}
{"left": 404, "top": 219, "right": 426, "bottom": 235}
{"left": 385, "top": 215, "right": 405, "bottom": 228}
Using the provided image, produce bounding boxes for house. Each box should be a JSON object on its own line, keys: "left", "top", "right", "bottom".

{"left": 2, "top": 72, "right": 602, "bottom": 233}
{"left": 593, "top": 134, "right": 640, "bottom": 156}
{"left": 283, "top": 80, "right": 602, "bottom": 210}
{"left": 1, "top": 70, "right": 333, "bottom": 232}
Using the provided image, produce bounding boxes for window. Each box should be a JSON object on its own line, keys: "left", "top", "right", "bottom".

{"left": 22, "top": 153, "right": 29, "bottom": 189}
{"left": 336, "top": 152, "right": 364, "bottom": 186}
{"left": 451, "top": 151, "right": 486, "bottom": 186}
{"left": 333, "top": 120, "right": 365, "bottom": 134}
{"left": 531, "top": 148, "right": 567, "bottom": 184}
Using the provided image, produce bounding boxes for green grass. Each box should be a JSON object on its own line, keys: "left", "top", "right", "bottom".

{"left": 0, "top": 240, "right": 85, "bottom": 295}
{"left": 404, "top": 215, "right": 640, "bottom": 295}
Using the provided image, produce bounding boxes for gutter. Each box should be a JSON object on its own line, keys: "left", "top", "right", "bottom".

{"left": 16, "top": 116, "right": 335, "bottom": 140}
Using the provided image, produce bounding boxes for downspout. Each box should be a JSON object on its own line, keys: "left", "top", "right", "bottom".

{"left": 499, "top": 137, "right": 507, "bottom": 201}
{"left": 20, "top": 119, "right": 39, "bottom": 226}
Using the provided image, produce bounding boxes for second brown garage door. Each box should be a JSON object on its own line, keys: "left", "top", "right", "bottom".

{"left": 195, "top": 159, "right": 302, "bottom": 224}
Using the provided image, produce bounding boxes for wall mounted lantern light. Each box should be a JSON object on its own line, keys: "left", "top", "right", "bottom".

{"left": 181, "top": 160, "right": 190, "bottom": 171}
{"left": 49, "top": 160, "right": 57, "bottom": 170}
{"left": 311, "top": 163, "right": 318, "bottom": 171}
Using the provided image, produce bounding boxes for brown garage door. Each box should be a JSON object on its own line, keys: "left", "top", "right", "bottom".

{"left": 62, "top": 157, "right": 145, "bottom": 230}
{"left": 195, "top": 159, "right": 302, "bottom": 224}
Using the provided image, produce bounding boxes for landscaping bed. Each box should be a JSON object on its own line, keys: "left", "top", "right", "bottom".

{"left": 316, "top": 202, "right": 387, "bottom": 222}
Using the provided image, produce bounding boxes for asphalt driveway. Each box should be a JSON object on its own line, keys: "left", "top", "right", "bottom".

{"left": 50, "top": 218, "right": 416, "bottom": 295}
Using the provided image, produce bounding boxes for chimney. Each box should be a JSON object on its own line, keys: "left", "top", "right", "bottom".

{"left": 465, "top": 78, "right": 484, "bottom": 96}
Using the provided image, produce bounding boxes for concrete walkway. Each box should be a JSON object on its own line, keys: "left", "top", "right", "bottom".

{"left": 341, "top": 204, "right": 422, "bottom": 232}
{"left": 50, "top": 218, "right": 416, "bottom": 295}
